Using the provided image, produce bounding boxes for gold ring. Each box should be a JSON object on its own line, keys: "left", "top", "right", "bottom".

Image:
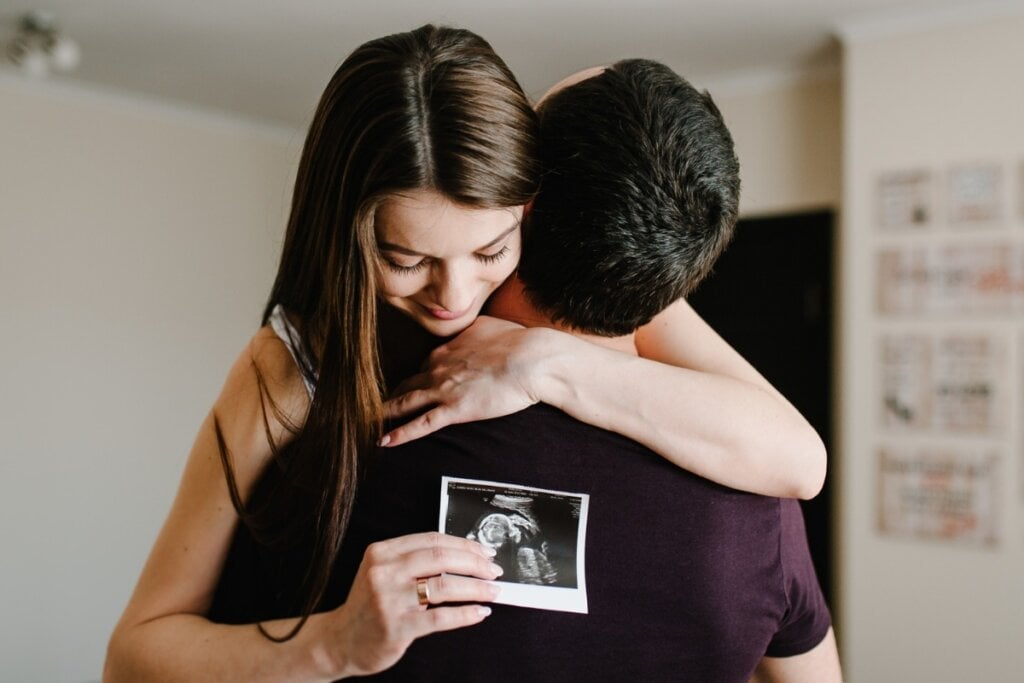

{"left": 415, "top": 577, "right": 430, "bottom": 606}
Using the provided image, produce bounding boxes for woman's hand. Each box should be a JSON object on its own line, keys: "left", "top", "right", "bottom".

{"left": 382, "top": 316, "right": 559, "bottom": 447}
{"left": 322, "top": 532, "right": 503, "bottom": 679}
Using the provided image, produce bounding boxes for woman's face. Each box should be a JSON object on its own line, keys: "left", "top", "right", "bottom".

{"left": 375, "top": 189, "right": 524, "bottom": 337}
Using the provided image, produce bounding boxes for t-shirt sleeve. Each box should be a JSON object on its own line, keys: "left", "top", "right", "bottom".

{"left": 764, "top": 499, "right": 833, "bottom": 657}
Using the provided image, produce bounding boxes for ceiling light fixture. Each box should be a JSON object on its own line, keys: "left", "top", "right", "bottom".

{"left": 6, "top": 10, "right": 81, "bottom": 78}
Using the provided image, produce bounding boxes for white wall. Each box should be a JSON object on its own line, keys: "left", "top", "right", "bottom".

{"left": 711, "top": 70, "right": 842, "bottom": 218}
{"left": 838, "top": 11, "right": 1024, "bottom": 681}
{"left": 0, "top": 72, "right": 298, "bottom": 681}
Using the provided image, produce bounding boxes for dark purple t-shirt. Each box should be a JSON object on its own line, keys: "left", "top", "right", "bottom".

{"left": 332, "top": 404, "right": 831, "bottom": 681}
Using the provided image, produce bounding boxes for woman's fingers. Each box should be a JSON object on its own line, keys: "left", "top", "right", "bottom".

{"left": 388, "top": 372, "right": 432, "bottom": 401}
{"left": 403, "top": 604, "right": 493, "bottom": 641}
{"left": 398, "top": 545, "right": 505, "bottom": 582}
{"left": 367, "top": 531, "right": 495, "bottom": 561}
{"left": 383, "top": 387, "right": 437, "bottom": 420}
{"left": 418, "top": 574, "right": 501, "bottom": 607}
{"left": 381, "top": 405, "right": 461, "bottom": 446}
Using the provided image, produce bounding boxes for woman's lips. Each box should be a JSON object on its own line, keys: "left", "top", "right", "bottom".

{"left": 424, "top": 305, "right": 470, "bottom": 321}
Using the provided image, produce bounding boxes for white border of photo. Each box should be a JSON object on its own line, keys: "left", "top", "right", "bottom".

{"left": 438, "top": 476, "right": 590, "bottom": 614}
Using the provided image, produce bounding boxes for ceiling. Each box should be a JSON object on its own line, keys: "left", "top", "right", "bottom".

{"left": 0, "top": 0, "right": 999, "bottom": 130}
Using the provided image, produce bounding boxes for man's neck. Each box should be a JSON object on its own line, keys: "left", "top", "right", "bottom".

{"left": 486, "top": 275, "right": 637, "bottom": 355}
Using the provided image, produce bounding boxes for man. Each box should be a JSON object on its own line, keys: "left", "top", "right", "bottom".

{"left": 335, "top": 59, "right": 841, "bottom": 681}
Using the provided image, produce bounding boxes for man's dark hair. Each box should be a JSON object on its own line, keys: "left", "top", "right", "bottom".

{"left": 519, "top": 58, "right": 740, "bottom": 336}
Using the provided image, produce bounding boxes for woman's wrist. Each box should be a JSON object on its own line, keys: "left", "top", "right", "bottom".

{"left": 297, "top": 611, "right": 348, "bottom": 682}
{"left": 520, "top": 327, "right": 584, "bottom": 411}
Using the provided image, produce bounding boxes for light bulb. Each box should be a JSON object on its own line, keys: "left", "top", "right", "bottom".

{"left": 50, "top": 36, "right": 81, "bottom": 71}
{"left": 6, "top": 11, "right": 80, "bottom": 77}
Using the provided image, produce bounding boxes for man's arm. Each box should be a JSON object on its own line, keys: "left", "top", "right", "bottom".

{"left": 750, "top": 627, "right": 843, "bottom": 683}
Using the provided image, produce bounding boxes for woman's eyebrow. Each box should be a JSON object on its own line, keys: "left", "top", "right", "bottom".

{"left": 378, "top": 222, "right": 520, "bottom": 257}
{"left": 377, "top": 241, "right": 426, "bottom": 256}
{"left": 478, "top": 223, "right": 520, "bottom": 250}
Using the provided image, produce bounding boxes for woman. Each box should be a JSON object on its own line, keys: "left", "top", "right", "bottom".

{"left": 105, "top": 25, "right": 823, "bottom": 682}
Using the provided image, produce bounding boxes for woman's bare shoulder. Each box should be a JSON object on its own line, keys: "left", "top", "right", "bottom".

{"left": 111, "top": 326, "right": 313, "bottom": 632}
{"left": 213, "top": 326, "right": 311, "bottom": 468}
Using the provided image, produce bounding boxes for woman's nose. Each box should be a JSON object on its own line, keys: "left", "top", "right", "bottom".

{"left": 431, "top": 262, "right": 475, "bottom": 314}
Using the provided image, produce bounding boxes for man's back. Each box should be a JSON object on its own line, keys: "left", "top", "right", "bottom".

{"left": 334, "top": 404, "right": 831, "bottom": 681}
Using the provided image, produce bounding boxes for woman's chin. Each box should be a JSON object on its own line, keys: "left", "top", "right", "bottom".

{"left": 422, "top": 316, "right": 475, "bottom": 338}
{"left": 402, "top": 306, "right": 479, "bottom": 337}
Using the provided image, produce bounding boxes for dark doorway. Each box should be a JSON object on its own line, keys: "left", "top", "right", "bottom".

{"left": 687, "top": 210, "right": 835, "bottom": 608}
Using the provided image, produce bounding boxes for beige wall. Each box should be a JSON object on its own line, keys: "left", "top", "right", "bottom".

{"left": 838, "top": 12, "right": 1024, "bottom": 682}
{"left": 712, "top": 71, "right": 842, "bottom": 218}
{"left": 0, "top": 72, "right": 298, "bottom": 680}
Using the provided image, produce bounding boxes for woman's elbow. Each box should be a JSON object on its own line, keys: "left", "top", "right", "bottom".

{"left": 103, "top": 623, "right": 138, "bottom": 683}
{"left": 791, "top": 430, "right": 827, "bottom": 500}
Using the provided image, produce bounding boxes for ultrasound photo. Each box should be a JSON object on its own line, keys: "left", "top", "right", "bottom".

{"left": 439, "top": 476, "right": 590, "bottom": 613}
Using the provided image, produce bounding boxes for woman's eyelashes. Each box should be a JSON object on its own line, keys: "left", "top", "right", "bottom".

{"left": 475, "top": 245, "right": 511, "bottom": 265}
{"left": 383, "top": 245, "right": 511, "bottom": 275}
{"left": 384, "top": 258, "right": 428, "bottom": 275}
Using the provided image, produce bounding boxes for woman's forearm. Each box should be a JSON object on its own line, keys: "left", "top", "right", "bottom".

{"left": 105, "top": 613, "right": 339, "bottom": 683}
{"left": 106, "top": 530, "right": 499, "bottom": 683}
{"left": 533, "top": 332, "right": 825, "bottom": 499}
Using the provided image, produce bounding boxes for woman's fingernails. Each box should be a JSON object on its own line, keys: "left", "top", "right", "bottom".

{"left": 490, "top": 563, "right": 504, "bottom": 577}
{"left": 378, "top": 434, "right": 391, "bottom": 447}
{"left": 477, "top": 606, "right": 492, "bottom": 618}
{"left": 481, "top": 545, "right": 497, "bottom": 557}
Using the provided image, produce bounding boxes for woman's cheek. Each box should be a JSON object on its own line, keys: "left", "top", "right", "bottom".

{"left": 376, "top": 272, "right": 419, "bottom": 298}
{"left": 495, "top": 244, "right": 523, "bottom": 282}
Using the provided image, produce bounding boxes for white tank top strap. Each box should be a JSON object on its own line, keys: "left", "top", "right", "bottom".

{"left": 267, "top": 304, "right": 317, "bottom": 399}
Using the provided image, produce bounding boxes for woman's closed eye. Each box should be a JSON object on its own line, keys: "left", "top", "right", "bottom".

{"left": 476, "top": 245, "right": 511, "bottom": 265}
{"left": 383, "top": 245, "right": 511, "bottom": 276}
{"left": 384, "top": 258, "right": 428, "bottom": 275}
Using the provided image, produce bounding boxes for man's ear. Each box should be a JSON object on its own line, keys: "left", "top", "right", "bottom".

{"left": 520, "top": 199, "right": 535, "bottom": 241}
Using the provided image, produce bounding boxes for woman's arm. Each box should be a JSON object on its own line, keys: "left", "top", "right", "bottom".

{"left": 631, "top": 298, "right": 826, "bottom": 498}
{"left": 382, "top": 300, "right": 825, "bottom": 499}
{"left": 104, "top": 330, "right": 500, "bottom": 683}
{"left": 750, "top": 628, "right": 844, "bottom": 683}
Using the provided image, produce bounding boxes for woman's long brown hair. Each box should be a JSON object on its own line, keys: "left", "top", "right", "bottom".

{"left": 214, "top": 25, "right": 540, "bottom": 641}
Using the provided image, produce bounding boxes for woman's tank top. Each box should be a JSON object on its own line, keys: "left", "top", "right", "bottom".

{"left": 267, "top": 304, "right": 317, "bottom": 399}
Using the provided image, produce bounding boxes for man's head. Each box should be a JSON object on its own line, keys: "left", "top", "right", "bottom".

{"left": 519, "top": 59, "right": 740, "bottom": 336}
